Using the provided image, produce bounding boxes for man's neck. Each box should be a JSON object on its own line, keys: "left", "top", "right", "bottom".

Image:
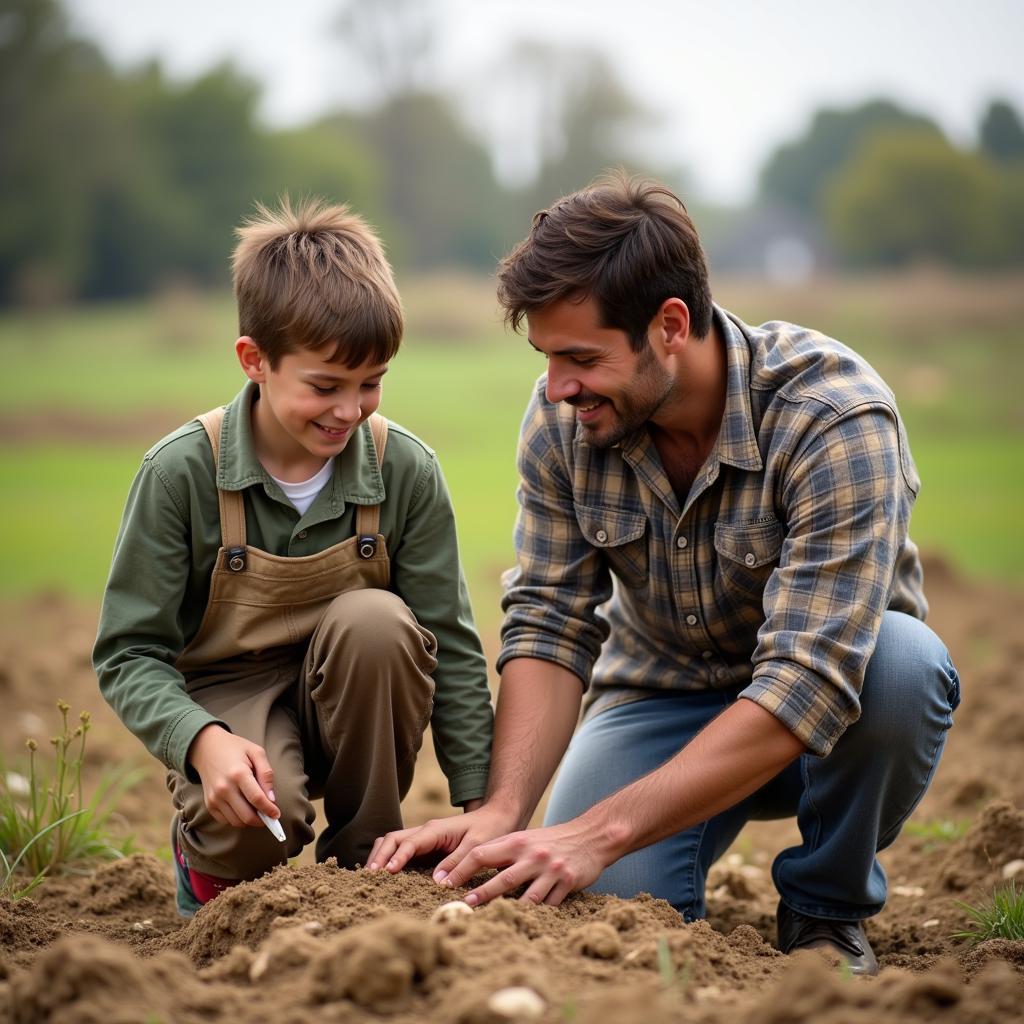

{"left": 651, "top": 320, "right": 728, "bottom": 457}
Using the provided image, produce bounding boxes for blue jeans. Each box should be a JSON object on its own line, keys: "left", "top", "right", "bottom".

{"left": 544, "top": 611, "right": 960, "bottom": 922}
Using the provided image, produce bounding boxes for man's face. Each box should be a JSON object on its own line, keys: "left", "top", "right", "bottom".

{"left": 527, "top": 296, "right": 675, "bottom": 449}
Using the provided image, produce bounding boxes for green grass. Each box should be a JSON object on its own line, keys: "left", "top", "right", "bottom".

{"left": 904, "top": 818, "right": 970, "bottom": 843}
{"left": 953, "top": 882, "right": 1024, "bottom": 945}
{"left": 0, "top": 278, "right": 1021, "bottom": 620}
{"left": 1, "top": 701, "right": 138, "bottom": 898}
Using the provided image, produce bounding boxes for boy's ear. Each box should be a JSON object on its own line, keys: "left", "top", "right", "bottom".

{"left": 235, "top": 337, "right": 268, "bottom": 383}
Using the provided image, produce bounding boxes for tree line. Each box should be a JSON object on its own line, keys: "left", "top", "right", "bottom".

{"left": 2, "top": 0, "right": 1023, "bottom": 307}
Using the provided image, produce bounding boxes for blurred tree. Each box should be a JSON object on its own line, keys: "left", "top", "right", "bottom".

{"left": 524, "top": 45, "right": 654, "bottom": 209}
{"left": 979, "top": 99, "right": 1024, "bottom": 163}
{"left": 0, "top": 0, "right": 117, "bottom": 303}
{"left": 322, "top": 95, "right": 507, "bottom": 268}
{"left": 328, "top": 0, "right": 507, "bottom": 268}
{"left": 259, "top": 123, "right": 385, "bottom": 224}
{"left": 759, "top": 99, "right": 944, "bottom": 217}
{"left": 332, "top": 0, "right": 436, "bottom": 102}
{"left": 126, "top": 62, "right": 270, "bottom": 287}
{"left": 823, "top": 131, "right": 1008, "bottom": 268}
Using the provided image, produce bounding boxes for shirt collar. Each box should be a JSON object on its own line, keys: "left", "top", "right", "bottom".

{"left": 216, "top": 382, "right": 386, "bottom": 507}
{"left": 712, "top": 305, "right": 763, "bottom": 473}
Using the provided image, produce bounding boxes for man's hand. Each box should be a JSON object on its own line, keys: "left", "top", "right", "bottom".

{"left": 366, "top": 803, "right": 520, "bottom": 877}
{"left": 187, "top": 724, "right": 279, "bottom": 828}
{"left": 440, "top": 818, "right": 619, "bottom": 907}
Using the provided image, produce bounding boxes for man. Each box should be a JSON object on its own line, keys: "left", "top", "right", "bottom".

{"left": 368, "top": 174, "right": 960, "bottom": 975}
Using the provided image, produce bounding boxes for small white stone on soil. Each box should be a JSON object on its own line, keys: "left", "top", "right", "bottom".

{"left": 892, "top": 885, "right": 926, "bottom": 897}
{"left": 696, "top": 985, "right": 723, "bottom": 1001}
{"left": 1001, "top": 859, "right": 1024, "bottom": 879}
{"left": 301, "top": 921, "right": 323, "bottom": 933}
{"left": 922, "top": 918, "right": 940, "bottom": 928}
{"left": 249, "top": 948, "right": 271, "bottom": 981}
{"left": 486, "top": 987, "right": 546, "bottom": 1019}
{"left": 431, "top": 900, "right": 474, "bottom": 923}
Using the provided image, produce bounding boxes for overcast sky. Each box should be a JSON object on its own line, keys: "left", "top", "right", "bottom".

{"left": 66, "top": 0, "right": 1024, "bottom": 204}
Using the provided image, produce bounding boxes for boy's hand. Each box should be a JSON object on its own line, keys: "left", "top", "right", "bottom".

{"left": 187, "top": 724, "right": 279, "bottom": 828}
{"left": 366, "top": 803, "right": 520, "bottom": 878}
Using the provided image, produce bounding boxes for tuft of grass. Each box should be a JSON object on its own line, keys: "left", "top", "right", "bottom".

{"left": 656, "top": 936, "right": 692, "bottom": 991}
{"left": 0, "top": 700, "right": 140, "bottom": 899}
{"left": 953, "top": 882, "right": 1024, "bottom": 945}
{"left": 904, "top": 818, "right": 969, "bottom": 850}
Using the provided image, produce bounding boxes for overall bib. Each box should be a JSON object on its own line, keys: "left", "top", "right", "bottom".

{"left": 169, "top": 408, "right": 438, "bottom": 878}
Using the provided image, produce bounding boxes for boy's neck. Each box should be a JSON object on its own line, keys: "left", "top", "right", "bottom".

{"left": 250, "top": 394, "right": 329, "bottom": 482}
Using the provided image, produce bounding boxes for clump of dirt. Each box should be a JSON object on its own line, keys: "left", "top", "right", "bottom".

{"left": 940, "top": 801, "right": 1024, "bottom": 893}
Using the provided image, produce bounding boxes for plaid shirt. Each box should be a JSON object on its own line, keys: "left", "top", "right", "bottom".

{"left": 497, "top": 306, "right": 927, "bottom": 757}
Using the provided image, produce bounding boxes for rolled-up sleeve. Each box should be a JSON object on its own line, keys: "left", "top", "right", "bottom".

{"left": 498, "top": 388, "right": 612, "bottom": 686}
{"left": 741, "top": 402, "right": 916, "bottom": 756}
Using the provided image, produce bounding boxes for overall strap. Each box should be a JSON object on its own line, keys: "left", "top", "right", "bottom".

{"left": 196, "top": 407, "right": 247, "bottom": 550}
{"left": 355, "top": 414, "right": 389, "bottom": 541}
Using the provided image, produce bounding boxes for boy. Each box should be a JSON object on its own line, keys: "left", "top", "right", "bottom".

{"left": 93, "top": 197, "right": 493, "bottom": 917}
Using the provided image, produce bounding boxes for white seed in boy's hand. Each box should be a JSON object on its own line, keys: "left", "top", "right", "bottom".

{"left": 486, "top": 987, "right": 545, "bottom": 1019}
{"left": 431, "top": 900, "right": 474, "bottom": 923}
{"left": 258, "top": 810, "right": 286, "bottom": 842}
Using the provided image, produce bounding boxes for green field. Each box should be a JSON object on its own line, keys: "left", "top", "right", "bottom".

{"left": 1, "top": 273, "right": 1021, "bottom": 634}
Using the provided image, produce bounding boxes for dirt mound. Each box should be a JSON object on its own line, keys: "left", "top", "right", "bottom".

{"left": 940, "top": 801, "right": 1024, "bottom": 893}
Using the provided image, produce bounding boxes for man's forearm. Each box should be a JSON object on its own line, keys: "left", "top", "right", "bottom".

{"left": 580, "top": 697, "right": 806, "bottom": 863}
{"left": 484, "top": 657, "right": 583, "bottom": 829}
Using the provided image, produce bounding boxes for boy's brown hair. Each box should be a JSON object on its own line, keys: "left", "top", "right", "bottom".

{"left": 232, "top": 196, "right": 403, "bottom": 368}
{"left": 497, "top": 171, "right": 713, "bottom": 351}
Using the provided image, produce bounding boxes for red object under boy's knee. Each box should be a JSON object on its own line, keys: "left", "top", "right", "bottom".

{"left": 187, "top": 864, "right": 239, "bottom": 904}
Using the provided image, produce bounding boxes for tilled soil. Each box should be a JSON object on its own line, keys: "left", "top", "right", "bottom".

{"left": 1, "top": 555, "right": 1022, "bottom": 1023}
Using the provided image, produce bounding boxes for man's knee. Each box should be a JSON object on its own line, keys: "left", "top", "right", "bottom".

{"left": 854, "top": 611, "right": 959, "bottom": 746}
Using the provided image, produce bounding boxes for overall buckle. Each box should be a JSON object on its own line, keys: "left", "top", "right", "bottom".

{"left": 357, "top": 535, "right": 377, "bottom": 560}
{"left": 226, "top": 546, "right": 247, "bottom": 572}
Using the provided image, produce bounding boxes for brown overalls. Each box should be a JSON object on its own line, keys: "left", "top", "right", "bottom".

{"left": 169, "top": 408, "right": 438, "bottom": 878}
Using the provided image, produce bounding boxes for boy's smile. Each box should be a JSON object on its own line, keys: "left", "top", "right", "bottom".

{"left": 236, "top": 337, "right": 388, "bottom": 481}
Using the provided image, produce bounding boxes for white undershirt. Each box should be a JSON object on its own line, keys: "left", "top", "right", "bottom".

{"left": 268, "top": 457, "right": 335, "bottom": 516}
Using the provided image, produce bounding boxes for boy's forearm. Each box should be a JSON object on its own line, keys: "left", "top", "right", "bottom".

{"left": 484, "top": 657, "right": 583, "bottom": 829}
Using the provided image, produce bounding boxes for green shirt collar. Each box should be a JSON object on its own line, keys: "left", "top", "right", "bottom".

{"left": 216, "top": 382, "right": 386, "bottom": 509}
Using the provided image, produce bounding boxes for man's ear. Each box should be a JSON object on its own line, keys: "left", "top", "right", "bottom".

{"left": 235, "top": 336, "right": 267, "bottom": 383}
{"left": 653, "top": 298, "right": 691, "bottom": 355}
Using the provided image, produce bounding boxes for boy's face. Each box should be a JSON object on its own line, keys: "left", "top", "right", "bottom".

{"left": 237, "top": 338, "right": 388, "bottom": 469}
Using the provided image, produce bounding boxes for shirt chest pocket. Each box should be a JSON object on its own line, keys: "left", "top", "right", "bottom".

{"left": 575, "top": 504, "right": 649, "bottom": 589}
{"left": 714, "top": 517, "right": 783, "bottom": 599}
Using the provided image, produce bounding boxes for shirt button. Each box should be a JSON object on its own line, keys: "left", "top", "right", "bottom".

{"left": 595, "top": 529, "right": 608, "bottom": 543}
{"left": 298, "top": 530, "right": 308, "bottom": 539}
{"left": 702, "top": 650, "right": 713, "bottom": 659}
{"left": 676, "top": 536, "right": 688, "bottom": 549}
{"left": 686, "top": 614, "right": 698, "bottom": 626}
{"left": 716, "top": 668, "right": 728, "bottom": 681}
{"left": 744, "top": 552, "right": 757, "bottom": 566}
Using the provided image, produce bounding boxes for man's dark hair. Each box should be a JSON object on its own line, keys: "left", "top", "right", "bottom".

{"left": 497, "top": 171, "right": 713, "bottom": 350}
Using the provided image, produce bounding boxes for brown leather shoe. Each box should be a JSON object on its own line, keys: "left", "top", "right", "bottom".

{"left": 776, "top": 901, "right": 878, "bottom": 976}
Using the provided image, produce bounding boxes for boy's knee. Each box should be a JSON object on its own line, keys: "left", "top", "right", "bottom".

{"left": 310, "top": 589, "right": 437, "bottom": 672}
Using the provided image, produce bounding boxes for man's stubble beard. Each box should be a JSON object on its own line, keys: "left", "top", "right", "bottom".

{"left": 582, "top": 346, "right": 677, "bottom": 450}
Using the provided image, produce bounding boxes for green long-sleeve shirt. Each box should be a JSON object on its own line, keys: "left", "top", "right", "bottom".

{"left": 94, "top": 382, "right": 493, "bottom": 805}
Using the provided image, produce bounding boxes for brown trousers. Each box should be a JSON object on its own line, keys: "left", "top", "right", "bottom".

{"left": 169, "top": 589, "right": 437, "bottom": 879}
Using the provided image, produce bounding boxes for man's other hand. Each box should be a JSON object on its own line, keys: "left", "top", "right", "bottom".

{"left": 366, "top": 804, "right": 519, "bottom": 878}
{"left": 440, "top": 819, "right": 616, "bottom": 908}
